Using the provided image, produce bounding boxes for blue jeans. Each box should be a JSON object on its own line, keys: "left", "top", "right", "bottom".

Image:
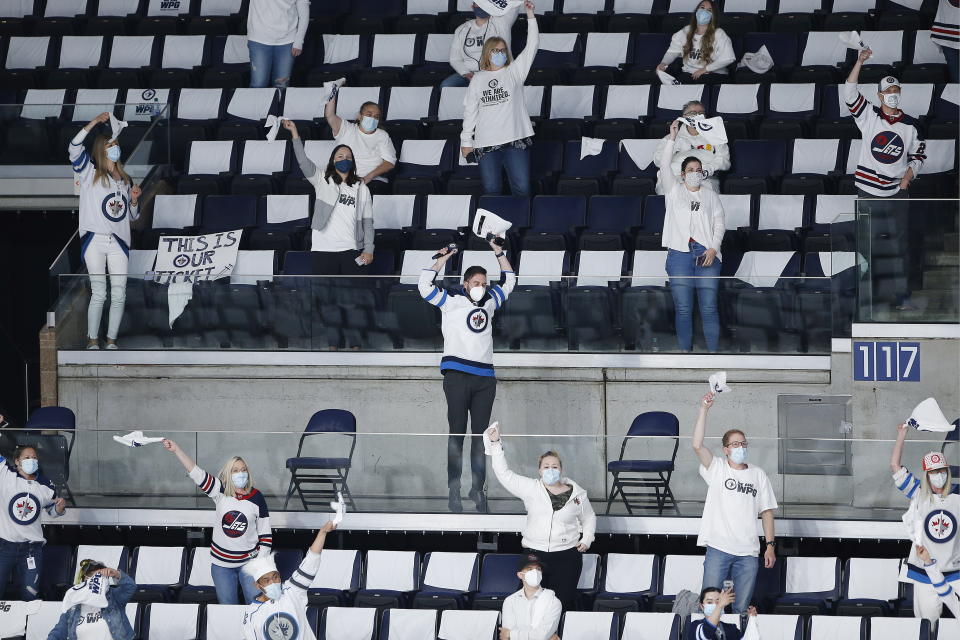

{"left": 478, "top": 145, "right": 531, "bottom": 196}
{"left": 440, "top": 73, "right": 471, "bottom": 88}
{"left": 211, "top": 562, "right": 261, "bottom": 604}
{"left": 665, "top": 241, "right": 721, "bottom": 352}
{"left": 0, "top": 540, "right": 43, "bottom": 600}
{"left": 943, "top": 45, "right": 959, "bottom": 84}
{"left": 702, "top": 546, "right": 759, "bottom": 614}
{"left": 248, "top": 41, "right": 295, "bottom": 88}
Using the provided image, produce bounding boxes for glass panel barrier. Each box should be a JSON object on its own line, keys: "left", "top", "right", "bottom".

{"left": 54, "top": 273, "right": 833, "bottom": 354}
{"left": 6, "top": 428, "right": 939, "bottom": 522}
{"left": 856, "top": 198, "right": 959, "bottom": 323}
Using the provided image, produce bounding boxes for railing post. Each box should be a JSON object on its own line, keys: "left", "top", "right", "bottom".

{"left": 39, "top": 324, "right": 57, "bottom": 407}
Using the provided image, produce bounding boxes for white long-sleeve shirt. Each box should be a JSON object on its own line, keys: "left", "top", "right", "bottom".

{"left": 449, "top": 6, "right": 520, "bottom": 76}
{"left": 843, "top": 82, "right": 926, "bottom": 196}
{"left": 242, "top": 551, "right": 319, "bottom": 640}
{"left": 460, "top": 17, "right": 539, "bottom": 149}
{"left": 0, "top": 455, "right": 62, "bottom": 544}
{"left": 70, "top": 128, "right": 139, "bottom": 250}
{"left": 653, "top": 129, "right": 730, "bottom": 195}
{"left": 659, "top": 138, "right": 725, "bottom": 259}
{"left": 486, "top": 438, "right": 596, "bottom": 553}
{"left": 660, "top": 26, "right": 735, "bottom": 74}
{"left": 932, "top": 0, "right": 959, "bottom": 50}
{"left": 247, "top": 0, "right": 310, "bottom": 49}
{"left": 501, "top": 587, "right": 562, "bottom": 640}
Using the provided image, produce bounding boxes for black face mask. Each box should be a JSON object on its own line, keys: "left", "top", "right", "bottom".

{"left": 474, "top": 6, "right": 490, "bottom": 18}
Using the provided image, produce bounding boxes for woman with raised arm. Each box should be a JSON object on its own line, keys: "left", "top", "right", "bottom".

{"left": 162, "top": 439, "right": 271, "bottom": 604}
{"left": 70, "top": 112, "right": 141, "bottom": 350}
{"left": 48, "top": 560, "right": 136, "bottom": 640}
{"left": 322, "top": 89, "right": 396, "bottom": 194}
{"left": 483, "top": 422, "right": 595, "bottom": 612}
{"left": 890, "top": 423, "right": 960, "bottom": 623}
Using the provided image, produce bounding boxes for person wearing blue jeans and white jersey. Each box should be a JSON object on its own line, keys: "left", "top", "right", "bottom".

{"left": 442, "top": 0, "right": 521, "bottom": 88}
{"left": 246, "top": 0, "right": 309, "bottom": 88}
{"left": 692, "top": 392, "right": 778, "bottom": 615}
{"left": 661, "top": 119, "right": 725, "bottom": 352}
{"left": 460, "top": 1, "right": 538, "bottom": 197}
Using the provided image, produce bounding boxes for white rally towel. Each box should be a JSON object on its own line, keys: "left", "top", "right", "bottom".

{"left": 323, "top": 77, "right": 346, "bottom": 103}
{"left": 709, "top": 371, "right": 732, "bottom": 394}
{"left": 264, "top": 115, "right": 285, "bottom": 141}
{"left": 907, "top": 398, "right": 955, "bottom": 433}
{"left": 580, "top": 136, "right": 605, "bottom": 160}
{"left": 742, "top": 615, "right": 760, "bottom": 640}
{"left": 483, "top": 421, "right": 500, "bottom": 455}
{"left": 62, "top": 573, "right": 111, "bottom": 613}
{"left": 108, "top": 113, "right": 127, "bottom": 143}
{"left": 838, "top": 30, "right": 870, "bottom": 51}
{"left": 330, "top": 491, "right": 346, "bottom": 525}
{"left": 657, "top": 69, "right": 681, "bottom": 85}
{"left": 0, "top": 600, "right": 41, "bottom": 639}
{"left": 472, "top": 209, "right": 512, "bottom": 241}
{"left": 678, "top": 115, "right": 728, "bottom": 146}
{"left": 113, "top": 431, "right": 166, "bottom": 447}
{"left": 475, "top": 0, "right": 523, "bottom": 17}
{"left": 738, "top": 45, "right": 773, "bottom": 74}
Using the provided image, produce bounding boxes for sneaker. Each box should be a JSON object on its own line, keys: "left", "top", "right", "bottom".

{"left": 468, "top": 489, "right": 488, "bottom": 513}
{"left": 448, "top": 489, "right": 463, "bottom": 513}
{"left": 86, "top": 341, "right": 99, "bottom": 350}
{"left": 105, "top": 342, "right": 118, "bottom": 350}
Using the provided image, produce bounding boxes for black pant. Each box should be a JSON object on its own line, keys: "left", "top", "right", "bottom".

{"left": 366, "top": 180, "right": 391, "bottom": 195}
{"left": 310, "top": 250, "right": 366, "bottom": 275}
{"left": 526, "top": 546, "right": 582, "bottom": 613}
{"left": 442, "top": 370, "right": 496, "bottom": 493}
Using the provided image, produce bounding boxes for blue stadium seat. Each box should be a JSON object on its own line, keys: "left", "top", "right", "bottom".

{"left": 633, "top": 195, "right": 665, "bottom": 250}
{"left": 201, "top": 194, "right": 257, "bottom": 234}
{"left": 559, "top": 611, "right": 618, "bottom": 640}
{"left": 835, "top": 558, "right": 901, "bottom": 617}
{"left": 179, "top": 547, "right": 217, "bottom": 604}
{"left": 142, "top": 603, "right": 200, "bottom": 640}
{"left": 355, "top": 551, "right": 422, "bottom": 610}
{"left": 412, "top": 552, "right": 480, "bottom": 610}
{"left": 580, "top": 195, "right": 643, "bottom": 250}
{"left": 274, "top": 548, "right": 306, "bottom": 582}
{"left": 379, "top": 609, "right": 438, "bottom": 640}
{"left": 474, "top": 195, "right": 530, "bottom": 250}
{"left": 774, "top": 556, "right": 842, "bottom": 615}
{"left": 730, "top": 251, "right": 802, "bottom": 353}
{"left": 626, "top": 33, "right": 671, "bottom": 84}
{"left": 525, "top": 195, "right": 587, "bottom": 250}
{"left": 725, "top": 139, "right": 787, "bottom": 194}
{"left": 307, "top": 549, "right": 362, "bottom": 607}
{"left": 530, "top": 139, "right": 565, "bottom": 193}
{"left": 471, "top": 554, "right": 523, "bottom": 610}
{"left": 557, "top": 139, "right": 619, "bottom": 197}
{"left": 40, "top": 544, "right": 73, "bottom": 600}
{"left": 621, "top": 250, "right": 674, "bottom": 352}
{"left": 737, "top": 32, "right": 799, "bottom": 84}
{"left": 130, "top": 546, "right": 187, "bottom": 603}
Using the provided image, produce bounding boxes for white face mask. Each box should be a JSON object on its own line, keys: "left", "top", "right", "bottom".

{"left": 684, "top": 172, "right": 704, "bottom": 188}
{"left": 468, "top": 285, "right": 486, "bottom": 302}
{"left": 523, "top": 569, "right": 542, "bottom": 587}
{"left": 930, "top": 471, "right": 948, "bottom": 489}
{"left": 882, "top": 93, "right": 901, "bottom": 108}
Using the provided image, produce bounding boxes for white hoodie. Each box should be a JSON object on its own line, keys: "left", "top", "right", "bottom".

{"left": 653, "top": 127, "right": 730, "bottom": 195}
{"left": 247, "top": 0, "right": 310, "bottom": 49}
{"left": 486, "top": 438, "right": 596, "bottom": 553}
{"left": 449, "top": 5, "right": 521, "bottom": 76}
{"left": 461, "top": 17, "right": 539, "bottom": 149}
{"left": 660, "top": 26, "right": 736, "bottom": 75}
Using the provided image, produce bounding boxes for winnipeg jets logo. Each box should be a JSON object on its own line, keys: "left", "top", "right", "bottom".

{"left": 221, "top": 511, "right": 249, "bottom": 538}
{"left": 870, "top": 132, "right": 905, "bottom": 164}
{"left": 925, "top": 510, "right": 957, "bottom": 543}
{"left": 8, "top": 493, "right": 40, "bottom": 525}
{"left": 264, "top": 612, "right": 299, "bottom": 640}
{"left": 467, "top": 308, "right": 489, "bottom": 333}
{"left": 100, "top": 193, "right": 129, "bottom": 223}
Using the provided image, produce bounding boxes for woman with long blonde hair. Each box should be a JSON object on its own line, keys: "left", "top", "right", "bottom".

{"left": 657, "top": 1, "right": 735, "bottom": 82}
{"left": 460, "top": 0, "right": 539, "bottom": 196}
{"left": 162, "top": 439, "right": 272, "bottom": 604}
{"left": 69, "top": 112, "right": 142, "bottom": 351}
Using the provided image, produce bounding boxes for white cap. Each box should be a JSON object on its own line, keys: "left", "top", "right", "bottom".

{"left": 879, "top": 76, "right": 901, "bottom": 92}
{"left": 474, "top": 0, "right": 523, "bottom": 17}
{"left": 908, "top": 397, "right": 955, "bottom": 433}
{"left": 472, "top": 209, "right": 512, "bottom": 241}
{"left": 243, "top": 553, "right": 278, "bottom": 581}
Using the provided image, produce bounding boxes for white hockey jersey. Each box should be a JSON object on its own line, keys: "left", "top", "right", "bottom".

{"left": 188, "top": 466, "right": 272, "bottom": 567}
{"left": 893, "top": 466, "right": 960, "bottom": 587}
{"left": 418, "top": 268, "right": 516, "bottom": 377}
{"left": 0, "top": 455, "right": 62, "bottom": 544}
{"left": 844, "top": 83, "right": 926, "bottom": 196}
{"left": 242, "top": 551, "right": 320, "bottom": 640}
{"left": 932, "top": 0, "right": 959, "bottom": 50}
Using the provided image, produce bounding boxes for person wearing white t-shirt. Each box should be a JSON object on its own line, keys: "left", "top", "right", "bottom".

{"left": 324, "top": 91, "right": 396, "bottom": 195}
{"left": 656, "top": 1, "right": 735, "bottom": 82}
{"left": 48, "top": 560, "right": 136, "bottom": 640}
{"left": 500, "top": 554, "right": 561, "bottom": 640}
{"left": 246, "top": 0, "right": 309, "bottom": 88}
{"left": 460, "top": 1, "right": 538, "bottom": 197}
{"left": 661, "top": 119, "right": 725, "bottom": 353}
{"left": 442, "top": 0, "right": 521, "bottom": 88}
{"left": 692, "top": 392, "right": 778, "bottom": 614}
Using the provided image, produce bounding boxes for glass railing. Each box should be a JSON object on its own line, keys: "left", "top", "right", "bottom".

{"left": 856, "top": 198, "right": 959, "bottom": 323}
{"left": 6, "top": 427, "right": 950, "bottom": 522}
{"left": 53, "top": 272, "right": 837, "bottom": 354}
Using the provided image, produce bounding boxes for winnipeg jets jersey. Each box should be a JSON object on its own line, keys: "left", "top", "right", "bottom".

{"left": 242, "top": 552, "right": 319, "bottom": 640}
{"left": 418, "top": 268, "right": 516, "bottom": 377}
{"left": 844, "top": 83, "right": 926, "bottom": 196}
{"left": 894, "top": 466, "right": 960, "bottom": 586}
{"left": 0, "top": 456, "right": 61, "bottom": 543}
{"left": 69, "top": 129, "right": 139, "bottom": 249}
{"left": 188, "top": 466, "right": 272, "bottom": 567}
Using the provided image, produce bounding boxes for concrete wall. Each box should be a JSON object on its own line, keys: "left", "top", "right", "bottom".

{"left": 57, "top": 338, "right": 959, "bottom": 513}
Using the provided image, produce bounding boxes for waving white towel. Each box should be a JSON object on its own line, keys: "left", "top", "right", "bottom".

{"left": 264, "top": 115, "right": 283, "bottom": 141}
{"left": 113, "top": 431, "right": 166, "bottom": 448}
{"left": 678, "top": 116, "right": 728, "bottom": 146}
{"left": 474, "top": 0, "right": 523, "bottom": 17}
{"left": 709, "top": 372, "right": 732, "bottom": 394}
{"left": 323, "top": 78, "right": 347, "bottom": 103}
{"left": 330, "top": 492, "right": 346, "bottom": 525}
{"left": 108, "top": 113, "right": 127, "bottom": 143}
{"left": 62, "top": 573, "right": 111, "bottom": 613}
{"left": 838, "top": 30, "right": 870, "bottom": 51}
{"left": 907, "top": 398, "right": 955, "bottom": 433}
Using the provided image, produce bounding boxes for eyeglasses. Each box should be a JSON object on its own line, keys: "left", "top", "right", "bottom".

{"left": 492, "top": 48, "right": 507, "bottom": 54}
{"left": 684, "top": 111, "right": 705, "bottom": 118}
{"left": 725, "top": 441, "right": 748, "bottom": 448}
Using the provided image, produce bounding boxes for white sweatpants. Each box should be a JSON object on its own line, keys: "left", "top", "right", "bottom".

{"left": 84, "top": 234, "right": 128, "bottom": 340}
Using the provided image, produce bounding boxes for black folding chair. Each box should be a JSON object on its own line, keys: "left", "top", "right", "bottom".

{"left": 284, "top": 409, "right": 357, "bottom": 510}
{"left": 605, "top": 411, "right": 680, "bottom": 515}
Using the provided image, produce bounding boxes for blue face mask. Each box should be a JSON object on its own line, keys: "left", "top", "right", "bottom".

{"left": 334, "top": 159, "right": 354, "bottom": 173}
{"left": 106, "top": 145, "right": 121, "bottom": 162}
{"left": 20, "top": 459, "right": 38, "bottom": 475}
{"left": 695, "top": 8, "right": 712, "bottom": 25}
{"left": 264, "top": 583, "right": 282, "bottom": 601}
{"left": 473, "top": 6, "right": 490, "bottom": 18}
{"left": 730, "top": 447, "right": 747, "bottom": 465}
{"left": 703, "top": 603, "right": 717, "bottom": 617}
{"left": 491, "top": 51, "right": 508, "bottom": 67}
{"left": 231, "top": 472, "right": 248, "bottom": 489}
{"left": 360, "top": 116, "right": 379, "bottom": 132}
{"left": 541, "top": 468, "right": 561, "bottom": 485}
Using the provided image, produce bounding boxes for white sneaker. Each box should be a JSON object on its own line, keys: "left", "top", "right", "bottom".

{"left": 86, "top": 342, "right": 99, "bottom": 350}
{"left": 105, "top": 342, "right": 118, "bottom": 350}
